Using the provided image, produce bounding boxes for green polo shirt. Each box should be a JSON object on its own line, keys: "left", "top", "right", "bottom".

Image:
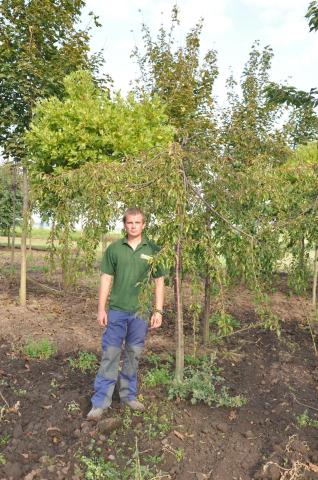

{"left": 101, "top": 236, "right": 164, "bottom": 313}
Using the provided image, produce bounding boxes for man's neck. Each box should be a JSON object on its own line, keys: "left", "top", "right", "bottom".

{"left": 127, "top": 234, "right": 142, "bottom": 249}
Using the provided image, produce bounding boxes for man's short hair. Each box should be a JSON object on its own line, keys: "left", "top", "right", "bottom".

{"left": 123, "top": 207, "right": 145, "bottom": 224}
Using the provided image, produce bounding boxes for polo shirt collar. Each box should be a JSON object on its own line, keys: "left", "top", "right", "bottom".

{"left": 122, "top": 235, "right": 149, "bottom": 246}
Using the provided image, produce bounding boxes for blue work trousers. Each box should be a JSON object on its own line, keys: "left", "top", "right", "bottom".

{"left": 91, "top": 310, "right": 148, "bottom": 408}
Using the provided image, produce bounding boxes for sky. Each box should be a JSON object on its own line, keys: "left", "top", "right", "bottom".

{"left": 81, "top": 0, "right": 318, "bottom": 102}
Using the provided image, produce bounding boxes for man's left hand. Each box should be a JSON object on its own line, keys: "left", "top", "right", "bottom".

{"left": 150, "top": 312, "right": 162, "bottom": 329}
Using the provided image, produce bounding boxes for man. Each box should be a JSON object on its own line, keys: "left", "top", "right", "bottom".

{"left": 87, "top": 207, "right": 165, "bottom": 420}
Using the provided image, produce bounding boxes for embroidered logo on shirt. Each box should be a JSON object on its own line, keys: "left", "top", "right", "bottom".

{"left": 140, "top": 253, "right": 153, "bottom": 262}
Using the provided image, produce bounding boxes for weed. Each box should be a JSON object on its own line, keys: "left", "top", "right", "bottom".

{"left": 80, "top": 454, "right": 118, "bottom": 480}
{"left": 142, "top": 404, "right": 172, "bottom": 439}
{"left": 122, "top": 407, "right": 133, "bottom": 429}
{"left": 66, "top": 400, "right": 81, "bottom": 413}
{"left": 168, "top": 361, "right": 246, "bottom": 408}
{"left": 143, "top": 367, "right": 172, "bottom": 388}
{"left": 146, "top": 353, "right": 162, "bottom": 367}
{"left": 28, "top": 264, "right": 49, "bottom": 273}
{"left": 0, "top": 453, "right": 6, "bottom": 466}
{"left": 80, "top": 437, "right": 165, "bottom": 480}
{"left": 184, "top": 353, "right": 213, "bottom": 367}
{"left": 12, "top": 387, "right": 27, "bottom": 397}
{"left": 68, "top": 351, "right": 97, "bottom": 373}
{"left": 50, "top": 378, "right": 59, "bottom": 389}
{"left": 23, "top": 338, "right": 56, "bottom": 360}
{"left": 144, "top": 454, "right": 162, "bottom": 465}
{"left": 210, "top": 312, "right": 240, "bottom": 336}
{"left": 296, "top": 410, "right": 318, "bottom": 428}
{"left": 0, "top": 433, "right": 10, "bottom": 446}
{"left": 175, "top": 448, "right": 185, "bottom": 463}
{"left": 0, "top": 379, "right": 8, "bottom": 387}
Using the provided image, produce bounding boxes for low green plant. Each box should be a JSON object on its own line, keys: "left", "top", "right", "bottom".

{"left": 28, "top": 264, "right": 49, "bottom": 273}
{"left": 50, "top": 378, "right": 59, "bottom": 389}
{"left": 66, "top": 400, "right": 81, "bottom": 413}
{"left": 146, "top": 353, "right": 162, "bottom": 367}
{"left": 68, "top": 351, "right": 97, "bottom": 373}
{"left": 23, "top": 338, "right": 56, "bottom": 360}
{"left": 80, "top": 448, "right": 161, "bottom": 480}
{"left": 122, "top": 406, "right": 133, "bottom": 429}
{"left": 123, "top": 438, "right": 161, "bottom": 480}
{"left": 12, "top": 387, "right": 27, "bottom": 397}
{"left": 0, "top": 433, "right": 10, "bottom": 446}
{"left": 184, "top": 354, "right": 212, "bottom": 367}
{"left": 0, "top": 453, "right": 6, "bottom": 465}
{"left": 142, "top": 405, "right": 172, "bottom": 439}
{"left": 175, "top": 447, "right": 185, "bottom": 463}
{"left": 143, "top": 367, "right": 172, "bottom": 387}
{"left": 210, "top": 312, "right": 240, "bottom": 336}
{"left": 80, "top": 455, "right": 118, "bottom": 480}
{"left": 168, "top": 361, "right": 246, "bottom": 408}
{"left": 297, "top": 410, "right": 318, "bottom": 428}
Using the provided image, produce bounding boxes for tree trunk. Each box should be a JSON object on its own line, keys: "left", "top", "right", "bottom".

{"left": 312, "top": 245, "right": 318, "bottom": 310}
{"left": 28, "top": 229, "right": 32, "bottom": 253}
{"left": 300, "top": 236, "right": 305, "bottom": 269}
{"left": 10, "top": 162, "right": 17, "bottom": 265}
{"left": 19, "top": 166, "right": 28, "bottom": 306}
{"left": 174, "top": 239, "right": 184, "bottom": 382}
{"left": 202, "top": 272, "right": 211, "bottom": 345}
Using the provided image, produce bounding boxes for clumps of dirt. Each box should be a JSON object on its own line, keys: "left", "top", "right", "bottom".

{"left": 255, "top": 435, "right": 318, "bottom": 480}
{"left": 1, "top": 249, "right": 318, "bottom": 479}
{"left": 1, "top": 319, "right": 318, "bottom": 480}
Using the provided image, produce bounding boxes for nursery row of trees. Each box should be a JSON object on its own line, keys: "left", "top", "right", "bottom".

{"left": 1, "top": 1, "right": 318, "bottom": 379}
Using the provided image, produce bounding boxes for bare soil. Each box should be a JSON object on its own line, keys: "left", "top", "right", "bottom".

{"left": 1, "top": 248, "right": 318, "bottom": 480}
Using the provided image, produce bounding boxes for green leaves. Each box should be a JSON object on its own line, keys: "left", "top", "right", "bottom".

{"left": 306, "top": 1, "right": 318, "bottom": 32}
{"left": 26, "top": 71, "right": 174, "bottom": 175}
{"left": 0, "top": 0, "right": 98, "bottom": 161}
{"left": 0, "top": 163, "right": 22, "bottom": 235}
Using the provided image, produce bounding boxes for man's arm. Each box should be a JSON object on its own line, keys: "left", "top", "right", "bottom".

{"left": 97, "top": 273, "right": 113, "bottom": 327}
{"left": 150, "top": 276, "right": 165, "bottom": 329}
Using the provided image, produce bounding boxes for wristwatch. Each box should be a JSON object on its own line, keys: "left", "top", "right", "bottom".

{"left": 154, "top": 308, "right": 164, "bottom": 315}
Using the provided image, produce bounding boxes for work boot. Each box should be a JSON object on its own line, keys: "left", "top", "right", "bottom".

{"left": 122, "top": 400, "right": 145, "bottom": 412}
{"left": 87, "top": 406, "right": 105, "bottom": 421}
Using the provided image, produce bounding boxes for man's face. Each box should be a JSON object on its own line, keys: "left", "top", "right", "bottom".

{"left": 124, "top": 214, "right": 145, "bottom": 238}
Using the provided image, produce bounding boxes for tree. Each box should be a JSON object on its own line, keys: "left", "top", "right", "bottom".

{"left": 306, "top": 1, "right": 318, "bottom": 32}
{"left": 274, "top": 142, "right": 318, "bottom": 302}
{"left": 264, "top": 2, "right": 318, "bottom": 128}
{"left": 0, "top": 163, "right": 22, "bottom": 241}
{"left": 221, "top": 43, "right": 288, "bottom": 166}
{"left": 133, "top": 6, "right": 220, "bottom": 359}
{"left": 0, "top": 0, "right": 101, "bottom": 304}
{"left": 26, "top": 70, "right": 175, "bottom": 286}
{"left": 197, "top": 43, "right": 291, "bottom": 338}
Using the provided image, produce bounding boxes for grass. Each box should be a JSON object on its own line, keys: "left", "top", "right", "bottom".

{"left": 1, "top": 228, "right": 121, "bottom": 253}
{"left": 23, "top": 338, "right": 56, "bottom": 360}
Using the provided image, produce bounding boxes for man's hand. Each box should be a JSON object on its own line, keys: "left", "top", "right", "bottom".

{"left": 97, "top": 310, "right": 108, "bottom": 327}
{"left": 150, "top": 312, "right": 162, "bottom": 329}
